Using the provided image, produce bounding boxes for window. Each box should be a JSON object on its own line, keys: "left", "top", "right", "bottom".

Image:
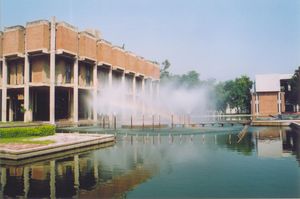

{"left": 65, "top": 64, "right": 71, "bottom": 83}
{"left": 86, "top": 65, "right": 91, "bottom": 86}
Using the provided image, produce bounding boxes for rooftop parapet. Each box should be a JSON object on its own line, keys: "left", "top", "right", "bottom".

{"left": 112, "top": 46, "right": 125, "bottom": 69}
{"left": 56, "top": 21, "right": 78, "bottom": 56}
{"left": 26, "top": 20, "right": 50, "bottom": 53}
{"left": 97, "top": 39, "right": 113, "bottom": 66}
{"left": 79, "top": 31, "right": 97, "bottom": 61}
{"left": 26, "top": 20, "right": 49, "bottom": 27}
{"left": 4, "top": 25, "right": 25, "bottom": 32}
{"left": 3, "top": 26, "right": 25, "bottom": 57}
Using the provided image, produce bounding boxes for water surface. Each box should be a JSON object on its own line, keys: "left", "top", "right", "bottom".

{"left": 0, "top": 126, "right": 299, "bottom": 198}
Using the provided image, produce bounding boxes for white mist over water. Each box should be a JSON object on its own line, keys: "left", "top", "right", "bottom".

{"left": 93, "top": 77, "right": 214, "bottom": 124}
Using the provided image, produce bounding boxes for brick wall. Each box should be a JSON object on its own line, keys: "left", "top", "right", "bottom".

{"left": 0, "top": 32, "right": 3, "bottom": 58}
{"left": 79, "top": 32, "right": 96, "bottom": 60}
{"left": 31, "top": 56, "right": 50, "bottom": 83}
{"left": 258, "top": 92, "right": 279, "bottom": 116}
{"left": 126, "top": 52, "right": 136, "bottom": 72}
{"left": 3, "top": 27, "right": 25, "bottom": 56}
{"left": 97, "top": 41, "right": 113, "bottom": 65}
{"left": 112, "top": 47, "right": 125, "bottom": 68}
{"left": 26, "top": 22, "right": 50, "bottom": 52}
{"left": 56, "top": 24, "right": 78, "bottom": 55}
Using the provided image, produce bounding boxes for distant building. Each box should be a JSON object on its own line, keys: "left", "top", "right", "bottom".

{"left": 251, "top": 74, "right": 293, "bottom": 116}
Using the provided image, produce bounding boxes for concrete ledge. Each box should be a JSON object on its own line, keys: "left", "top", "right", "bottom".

{"left": 251, "top": 120, "right": 300, "bottom": 127}
{"left": 0, "top": 133, "right": 115, "bottom": 160}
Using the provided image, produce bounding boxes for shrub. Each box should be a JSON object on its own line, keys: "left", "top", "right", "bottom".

{"left": 0, "top": 125, "right": 55, "bottom": 138}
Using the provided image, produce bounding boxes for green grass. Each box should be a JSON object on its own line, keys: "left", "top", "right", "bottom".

{"left": 0, "top": 125, "right": 55, "bottom": 138}
{"left": 0, "top": 136, "right": 55, "bottom": 145}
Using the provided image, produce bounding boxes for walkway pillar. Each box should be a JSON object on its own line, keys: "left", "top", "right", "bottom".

{"left": 24, "top": 53, "right": 30, "bottom": 122}
{"left": 93, "top": 63, "right": 98, "bottom": 122}
{"left": 49, "top": 17, "right": 56, "bottom": 124}
{"left": 1, "top": 58, "right": 7, "bottom": 122}
{"left": 73, "top": 58, "right": 79, "bottom": 123}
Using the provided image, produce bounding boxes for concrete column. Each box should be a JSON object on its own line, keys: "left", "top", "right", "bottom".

{"left": 255, "top": 93, "right": 259, "bottom": 115}
{"left": 149, "top": 79, "right": 153, "bottom": 99}
{"left": 49, "top": 17, "right": 56, "bottom": 124}
{"left": 24, "top": 54, "right": 30, "bottom": 122}
{"left": 1, "top": 58, "right": 7, "bottom": 122}
{"left": 50, "top": 160, "right": 56, "bottom": 199}
{"left": 108, "top": 67, "right": 112, "bottom": 88}
{"left": 73, "top": 58, "right": 78, "bottom": 123}
{"left": 132, "top": 75, "right": 136, "bottom": 111}
{"left": 141, "top": 78, "right": 145, "bottom": 114}
{"left": 9, "top": 97, "right": 13, "bottom": 122}
{"left": 156, "top": 80, "right": 160, "bottom": 99}
{"left": 23, "top": 166, "right": 30, "bottom": 198}
{"left": 121, "top": 72, "right": 125, "bottom": 89}
{"left": 93, "top": 63, "right": 98, "bottom": 122}
{"left": 278, "top": 92, "right": 281, "bottom": 114}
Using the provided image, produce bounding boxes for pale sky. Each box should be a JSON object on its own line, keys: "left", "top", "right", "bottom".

{"left": 1, "top": 0, "right": 299, "bottom": 81}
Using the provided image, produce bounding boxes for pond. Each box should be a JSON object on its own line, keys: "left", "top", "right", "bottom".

{"left": 0, "top": 126, "right": 299, "bottom": 198}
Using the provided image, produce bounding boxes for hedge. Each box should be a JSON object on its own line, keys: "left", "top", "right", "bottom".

{"left": 0, "top": 125, "right": 55, "bottom": 138}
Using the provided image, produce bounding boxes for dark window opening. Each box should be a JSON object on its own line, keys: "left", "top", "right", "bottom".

{"left": 65, "top": 64, "right": 71, "bottom": 83}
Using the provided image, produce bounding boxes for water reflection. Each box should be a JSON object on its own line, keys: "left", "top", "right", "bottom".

{"left": 0, "top": 127, "right": 299, "bottom": 198}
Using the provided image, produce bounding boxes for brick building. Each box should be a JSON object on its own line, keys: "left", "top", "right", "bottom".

{"left": 0, "top": 17, "right": 160, "bottom": 123}
{"left": 251, "top": 74, "right": 292, "bottom": 116}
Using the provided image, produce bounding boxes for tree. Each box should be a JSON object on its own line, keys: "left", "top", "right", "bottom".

{"left": 214, "top": 82, "right": 228, "bottom": 113}
{"left": 214, "top": 76, "right": 253, "bottom": 114}
{"left": 160, "top": 59, "right": 171, "bottom": 80}
{"left": 179, "top": 70, "right": 201, "bottom": 88}
{"left": 289, "top": 67, "right": 300, "bottom": 106}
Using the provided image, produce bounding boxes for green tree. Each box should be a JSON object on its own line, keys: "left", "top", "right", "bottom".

{"left": 160, "top": 59, "right": 171, "bottom": 79}
{"left": 214, "top": 76, "right": 253, "bottom": 113}
{"left": 289, "top": 67, "right": 300, "bottom": 106}
{"left": 224, "top": 76, "right": 252, "bottom": 113}
{"left": 214, "top": 82, "right": 228, "bottom": 112}
{"left": 179, "top": 70, "right": 201, "bottom": 88}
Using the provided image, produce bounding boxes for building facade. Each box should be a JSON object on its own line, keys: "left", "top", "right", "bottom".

{"left": 251, "top": 74, "right": 292, "bottom": 116}
{"left": 0, "top": 17, "right": 160, "bottom": 123}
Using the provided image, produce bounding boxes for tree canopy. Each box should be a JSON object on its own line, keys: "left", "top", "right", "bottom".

{"left": 289, "top": 67, "right": 300, "bottom": 106}
{"left": 160, "top": 59, "right": 253, "bottom": 113}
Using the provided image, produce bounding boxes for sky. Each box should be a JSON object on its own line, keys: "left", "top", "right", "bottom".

{"left": 0, "top": 0, "right": 299, "bottom": 81}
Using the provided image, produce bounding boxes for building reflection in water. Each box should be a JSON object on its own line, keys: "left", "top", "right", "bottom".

{"left": 0, "top": 143, "right": 158, "bottom": 198}
{"left": 255, "top": 128, "right": 300, "bottom": 162}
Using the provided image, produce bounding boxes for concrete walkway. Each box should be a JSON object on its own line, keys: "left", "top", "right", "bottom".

{"left": 0, "top": 133, "right": 115, "bottom": 160}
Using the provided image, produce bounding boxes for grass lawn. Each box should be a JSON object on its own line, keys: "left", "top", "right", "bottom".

{"left": 0, "top": 136, "right": 55, "bottom": 145}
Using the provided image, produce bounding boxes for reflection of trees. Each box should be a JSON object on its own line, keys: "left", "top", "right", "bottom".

{"left": 217, "top": 133, "right": 255, "bottom": 156}
{"left": 284, "top": 129, "right": 300, "bottom": 165}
